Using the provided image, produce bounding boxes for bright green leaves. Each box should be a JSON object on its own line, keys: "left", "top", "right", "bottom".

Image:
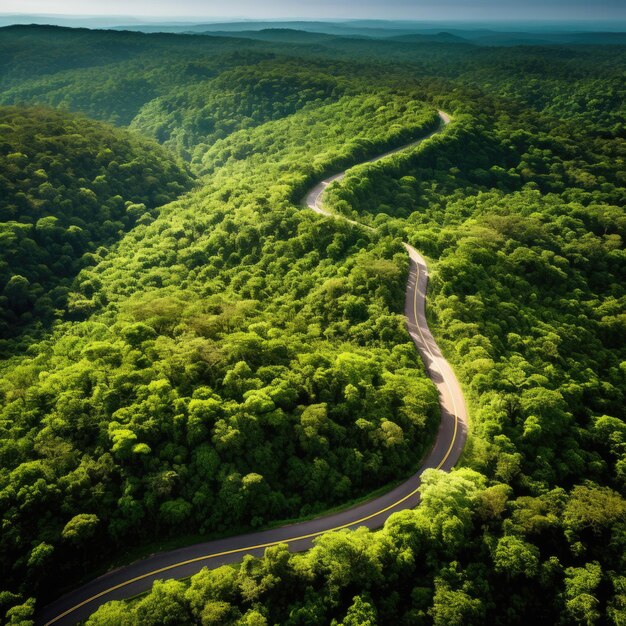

{"left": 61, "top": 513, "right": 100, "bottom": 544}
{"left": 417, "top": 469, "right": 486, "bottom": 556}
{"left": 308, "top": 527, "right": 384, "bottom": 597}
{"left": 26, "top": 542, "right": 53, "bottom": 570}
{"left": 493, "top": 535, "right": 540, "bottom": 578}
{"left": 109, "top": 427, "right": 138, "bottom": 459}
{"left": 430, "top": 579, "right": 484, "bottom": 626}
{"left": 563, "top": 484, "right": 626, "bottom": 542}
{"left": 223, "top": 361, "right": 259, "bottom": 400}
{"left": 563, "top": 563, "right": 603, "bottom": 626}
{"left": 339, "top": 595, "right": 377, "bottom": 626}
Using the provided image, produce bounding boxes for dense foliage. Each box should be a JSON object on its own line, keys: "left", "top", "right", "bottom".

{"left": 0, "top": 23, "right": 624, "bottom": 626}
{"left": 0, "top": 57, "right": 440, "bottom": 615}
{"left": 84, "top": 469, "right": 626, "bottom": 626}
{"left": 129, "top": 60, "right": 350, "bottom": 162}
{"left": 0, "top": 105, "right": 191, "bottom": 343}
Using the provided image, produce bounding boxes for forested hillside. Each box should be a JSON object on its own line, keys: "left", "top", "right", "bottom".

{"left": 0, "top": 37, "right": 442, "bottom": 620}
{"left": 0, "top": 105, "right": 191, "bottom": 344}
{"left": 129, "top": 61, "right": 350, "bottom": 162}
{"left": 0, "top": 24, "right": 624, "bottom": 626}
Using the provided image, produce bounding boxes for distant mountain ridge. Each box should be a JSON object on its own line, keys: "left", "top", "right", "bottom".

{"left": 0, "top": 15, "right": 625, "bottom": 45}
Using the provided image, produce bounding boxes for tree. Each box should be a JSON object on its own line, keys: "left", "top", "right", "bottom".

{"left": 62, "top": 514, "right": 99, "bottom": 544}
{"left": 493, "top": 535, "right": 540, "bottom": 579}
{"left": 159, "top": 499, "right": 193, "bottom": 526}
{"left": 340, "top": 595, "right": 377, "bottom": 626}
{"left": 562, "top": 563, "right": 603, "bottom": 626}
{"left": 4, "top": 597, "right": 36, "bottom": 626}
{"left": 200, "top": 601, "right": 234, "bottom": 626}
{"left": 563, "top": 484, "right": 626, "bottom": 542}
{"left": 430, "top": 580, "right": 484, "bottom": 626}
{"left": 86, "top": 600, "right": 135, "bottom": 626}
{"left": 135, "top": 580, "right": 191, "bottom": 626}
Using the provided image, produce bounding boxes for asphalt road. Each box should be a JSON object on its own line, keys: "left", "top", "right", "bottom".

{"left": 37, "top": 110, "right": 466, "bottom": 626}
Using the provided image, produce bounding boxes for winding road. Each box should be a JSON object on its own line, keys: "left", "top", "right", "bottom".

{"left": 37, "top": 110, "right": 467, "bottom": 626}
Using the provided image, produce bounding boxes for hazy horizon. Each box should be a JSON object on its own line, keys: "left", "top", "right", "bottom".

{"left": 1, "top": 0, "right": 625, "bottom": 25}
{"left": 1, "top": 15, "right": 626, "bottom": 34}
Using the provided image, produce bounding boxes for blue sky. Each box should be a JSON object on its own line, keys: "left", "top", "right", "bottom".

{"left": 3, "top": 0, "right": 625, "bottom": 22}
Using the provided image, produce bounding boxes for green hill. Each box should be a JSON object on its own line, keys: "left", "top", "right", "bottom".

{"left": 0, "top": 105, "right": 192, "bottom": 342}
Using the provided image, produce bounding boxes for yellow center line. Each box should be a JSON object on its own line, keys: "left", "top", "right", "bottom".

{"left": 44, "top": 113, "right": 457, "bottom": 626}
{"left": 411, "top": 251, "right": 459, "bottom": 469}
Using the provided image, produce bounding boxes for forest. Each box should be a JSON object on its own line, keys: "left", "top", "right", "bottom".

{"left": 0, "top": 23, "right": 624, "bottom": 626}
{"left": 0, "top": 105, "right": 191, "bottom": 343}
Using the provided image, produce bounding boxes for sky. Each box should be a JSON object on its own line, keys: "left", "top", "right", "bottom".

{"left": 2, "top": 0, "right": 626, "bottom": 22}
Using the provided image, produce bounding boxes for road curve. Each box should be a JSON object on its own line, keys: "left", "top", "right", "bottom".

{"left": 37, "top": 110, "right": 467, "bottom": 626}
